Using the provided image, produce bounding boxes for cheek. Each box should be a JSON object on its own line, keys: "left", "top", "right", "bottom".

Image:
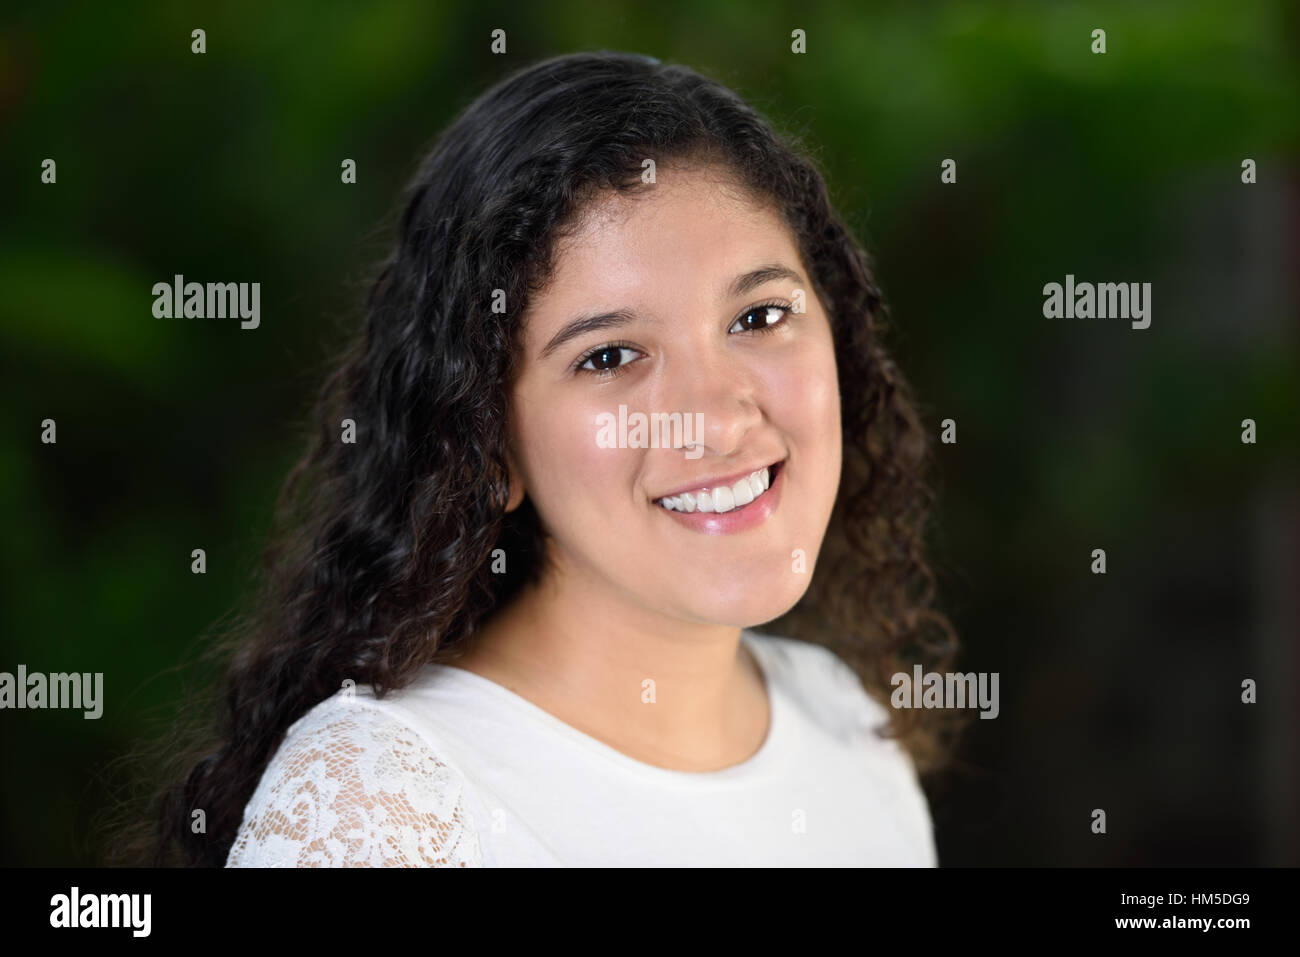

{"left": 513, "top": 390, "right": 636, "bottom": 526}
{"left": 764, "top": 328, "right": 842, "bottom": 459}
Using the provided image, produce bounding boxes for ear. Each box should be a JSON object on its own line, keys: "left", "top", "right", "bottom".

{"left": 503, "top": 446, "right": 526, "bottom": 513}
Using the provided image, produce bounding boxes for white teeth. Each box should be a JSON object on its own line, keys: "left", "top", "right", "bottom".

{"left": 732, "top": 480, "right": 753, "bottom": 507}
{"left": 656, "top": 465, "right": 775, "bottom": 513}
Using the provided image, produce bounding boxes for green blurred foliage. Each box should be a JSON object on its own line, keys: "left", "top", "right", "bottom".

{"left": 0, "top": 0, "right": 1296, "bottom": 865}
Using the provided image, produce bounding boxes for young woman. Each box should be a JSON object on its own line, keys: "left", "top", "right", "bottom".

{"left": 126, "top": 50, "right": 963, "bottom": 867}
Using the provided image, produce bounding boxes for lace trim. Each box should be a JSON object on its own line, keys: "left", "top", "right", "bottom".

{"left": 225, "top": 700, "right": 483, "bottom": 867}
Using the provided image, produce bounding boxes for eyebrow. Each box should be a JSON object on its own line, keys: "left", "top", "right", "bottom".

{"left": 538, "top": 262, "right": 806, "bottom": 360}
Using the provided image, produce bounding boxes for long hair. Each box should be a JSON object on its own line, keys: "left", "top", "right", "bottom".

{"left": 106, "top": 50, "right": 965, "bottom": 867}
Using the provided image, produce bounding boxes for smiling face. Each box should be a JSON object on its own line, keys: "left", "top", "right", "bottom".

{"left": 504, "top": 162, "right": 842, "bottom": 628}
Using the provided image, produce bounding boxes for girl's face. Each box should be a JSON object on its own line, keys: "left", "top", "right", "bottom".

{"left": 506, "top": 164, "right": 842, "bottom": 628}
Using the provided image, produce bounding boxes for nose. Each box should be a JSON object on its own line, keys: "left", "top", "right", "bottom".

{"left": 660, "top": 343, "right": 763, "bottom": 459}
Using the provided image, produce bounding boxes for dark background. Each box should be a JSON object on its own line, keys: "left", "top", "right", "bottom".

{"left": 1, "top": 1, "right": 1296, "bottom": 866}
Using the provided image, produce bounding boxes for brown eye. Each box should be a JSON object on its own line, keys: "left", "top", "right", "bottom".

{"left": 577, "top": 345, "right": 640, "bottom": 375}
{"left": 729, "top": 304, "right": 789, "bottom": 334}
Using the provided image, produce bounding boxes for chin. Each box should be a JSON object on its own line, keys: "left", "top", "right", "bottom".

{"left": 676, "top": 575, "right": 812, "bottom": 630}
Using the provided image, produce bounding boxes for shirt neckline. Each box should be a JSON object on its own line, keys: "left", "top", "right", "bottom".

{"left": 426, "top": 629, "right": 784, "bottom": 787}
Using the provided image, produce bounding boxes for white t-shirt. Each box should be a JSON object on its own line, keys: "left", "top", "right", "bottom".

{"left": 225, "top": 629, "right": 938, "bottom": 867}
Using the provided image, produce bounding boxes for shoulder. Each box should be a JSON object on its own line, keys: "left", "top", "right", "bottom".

{"left": 744, "top": 629, "right": 893, "bottom": 738}
{"left": 225, "top": 691, "right": 483, "bottom": 868}
{"left": 748, "top": 630, "right": 938, "bottom": 864}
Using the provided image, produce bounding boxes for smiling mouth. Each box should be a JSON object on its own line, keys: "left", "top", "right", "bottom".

{"left": 654, "top": 461, "right": 784, "bottom": 514}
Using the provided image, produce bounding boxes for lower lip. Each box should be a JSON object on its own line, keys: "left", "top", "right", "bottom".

{"left": 653, "top": 464, "right": 784, "bottom": 535}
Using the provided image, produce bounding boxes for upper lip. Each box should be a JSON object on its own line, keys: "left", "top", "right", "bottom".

{"left": 651, "top": 459, "right": 783, "bottom": 502}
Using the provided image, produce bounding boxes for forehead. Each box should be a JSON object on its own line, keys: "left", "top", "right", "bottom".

{"left": 522, "top": 167, "right": 800, "bottom": 339}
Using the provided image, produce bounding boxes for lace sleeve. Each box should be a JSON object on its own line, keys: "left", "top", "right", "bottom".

{"left": 225, "top": 700, "right": 483, "bottom": 867}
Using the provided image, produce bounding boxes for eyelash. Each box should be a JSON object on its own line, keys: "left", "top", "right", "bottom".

{"left": 572, "top": 300, "right": 794, "bottom": 379}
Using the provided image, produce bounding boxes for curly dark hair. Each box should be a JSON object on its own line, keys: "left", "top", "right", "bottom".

{"left": 105, "top": 50, "right": 965, "bottom": 867}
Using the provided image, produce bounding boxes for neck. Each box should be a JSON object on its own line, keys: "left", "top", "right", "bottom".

{"left": 454, "top": 557, "right": 769, "bottom": 772}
